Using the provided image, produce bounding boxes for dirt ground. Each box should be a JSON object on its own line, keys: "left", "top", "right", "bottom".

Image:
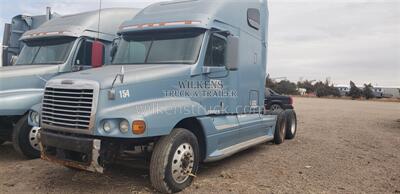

{"left": 1, "top": 97, "right": 399, "bottom": 193}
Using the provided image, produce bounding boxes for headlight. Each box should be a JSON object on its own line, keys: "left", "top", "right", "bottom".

{"left": 30, "top": 111, "right": 40, "bottom": 125}
{"left": 103, "top": 121, "right": 112, "bottom": 133}
{"left": 119, "top": 120, "right": 129, "bottom": 133}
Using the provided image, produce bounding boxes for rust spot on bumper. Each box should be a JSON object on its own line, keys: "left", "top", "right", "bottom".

{"left": 40, "top": 139, "right": 104, "bottom": 173}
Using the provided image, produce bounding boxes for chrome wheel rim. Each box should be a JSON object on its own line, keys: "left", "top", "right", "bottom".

{"left": 29, "top": 127, "right": 40, "bottom": 151}
{"left": 271, "top": 104, "right": 282, "bottom": 111}
{"left": 291, "top": 116, "right": 296, "bottom": 134}
{"left": 171, "top": 143, "right": 194, "bottom": 184}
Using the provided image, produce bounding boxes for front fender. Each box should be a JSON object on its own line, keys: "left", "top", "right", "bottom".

{"left": 95, "top": 97, "right": 207, "bottom": 138}
{"left": 0, "top": 89, "right": 44, "bottom": 116}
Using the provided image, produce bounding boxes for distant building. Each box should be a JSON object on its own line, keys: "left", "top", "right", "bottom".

{"left": 297, "top": 88, "right": 307, "bottom": 96}
{"left": 334, "top": 85, "right": 400, "bottom": 98}
{"left": 372, "top": 86, "right": 400, "bottom": 98}
{"left": 335, "top": 85, "right": 350, "bottom": 96}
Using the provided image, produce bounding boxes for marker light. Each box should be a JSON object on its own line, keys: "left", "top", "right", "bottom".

{"left": 30, "top": 111, "right": 40, "bottom": 126}
{"left": 103, "top": 121, "right": 112, "bottom": 133}
{"left": 120, "top": 20, "right": 201, "bottom": 30}
{"left": 132, "top": 120, "right": 146, "bottom": 135}
{"left": 119, "top": 120, "right": 129, "bottom": 133}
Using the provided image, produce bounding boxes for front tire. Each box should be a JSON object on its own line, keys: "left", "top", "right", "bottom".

{"left": 12, "top": 115, "right": 41, "bottom": 159}
{"left": 0, "top": 139, "right": 5, "bottom": 145}
{"left": 150, "top": 128, "right": 199, "bottom": 193}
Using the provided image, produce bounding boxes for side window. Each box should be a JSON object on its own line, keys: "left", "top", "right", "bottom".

{"left": 204, "top": 34, "right": 227, "bottom": 67}
{"left": 126, "top": 42, "right": 147, "bottom": 64}
{"left": 247, "top": 8, "right": 260, "bottom": 30}
{"left": 75, "top": 40, "right": 93, "bottom": 66}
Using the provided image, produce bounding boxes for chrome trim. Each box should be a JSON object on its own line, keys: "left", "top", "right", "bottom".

{"left": 204, "top": 136, "right": 273, "bottom": 162}
{"left": 0, "top": 88, "right": 44, "bottom": 95}
{"left": 41, "top": 79, "right": 99, "bottom": 135}
{"left": 41, "top": 111, "right": 91, "bottom": 118}
{"left": 90, "top": 139, "right": 104, "bottom": 173}
{"left": 215, "top": 124, "right": 239, "bottom": 131}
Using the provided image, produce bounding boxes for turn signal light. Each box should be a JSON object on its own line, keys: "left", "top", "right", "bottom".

{"left": 132, "top": 120, "right": 146, "bottom": 135}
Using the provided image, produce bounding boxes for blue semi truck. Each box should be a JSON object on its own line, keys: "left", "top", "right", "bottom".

{"left": 0, "top": 8, "right": 140, "bottom": 158}
{"left": 29, "top": 0, "right": 297, "bottom": 192}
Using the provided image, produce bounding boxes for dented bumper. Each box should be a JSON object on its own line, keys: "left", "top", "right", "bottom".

{"left": 39, "top": 130, "right": 104, "bottom": 173}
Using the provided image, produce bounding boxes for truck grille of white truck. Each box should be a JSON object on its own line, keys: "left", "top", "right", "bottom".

{"left": 42, "top": 87, "right": 94, "bottom": 131}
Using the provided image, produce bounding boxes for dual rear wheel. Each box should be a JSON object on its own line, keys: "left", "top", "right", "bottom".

{"left": 274, "top": 109, "right": 297, "bottom": 144}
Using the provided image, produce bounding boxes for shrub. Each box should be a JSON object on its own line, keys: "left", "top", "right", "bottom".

{"left": 275, "top": 80, "right": 299, "bottom": 95}
{"left": 348, "top": 81, "right": 362, "bottom": 99}
{"left": 314, "top": 80, "right": 341, "bottom": 97}
{"left": 363, "top": 84, "right": 374, "bottom": 99}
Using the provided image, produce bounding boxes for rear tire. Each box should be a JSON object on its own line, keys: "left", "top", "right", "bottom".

{"left": 274, "top": 111, "right": 287, "bottom": 144}
{"left": 150, "top": 128, "right": 199, "bottom": 193}
{"left": 285, "top": 110, "right": 297, "bottom": 139}
{"left": 12, "top": 115, "right": 41, "bottom": 159}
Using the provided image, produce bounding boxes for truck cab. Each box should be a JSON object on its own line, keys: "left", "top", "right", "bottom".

{"left": 32, "top": 0, "right": 297, "bottom": 192}
{"left": 0, "top": 8, "right": 140, "bottom": 158}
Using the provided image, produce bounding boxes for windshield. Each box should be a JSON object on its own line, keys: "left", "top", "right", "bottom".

{"left": 16, "top": 37, "right": 76, "bottom": 65}
{"left": 112, "top": 29, "right": 205, "bottom": 65}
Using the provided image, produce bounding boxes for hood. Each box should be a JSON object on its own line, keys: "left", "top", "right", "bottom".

{"left": 0, "top": 65, "right": 59, "bottom": 91}
{"left": 54, "top": 65, "right": 192, "bottom": 89}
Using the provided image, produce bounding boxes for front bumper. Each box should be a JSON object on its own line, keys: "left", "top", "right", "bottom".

{"left": 39, "top": 130, "right": 104, "bottom": 173}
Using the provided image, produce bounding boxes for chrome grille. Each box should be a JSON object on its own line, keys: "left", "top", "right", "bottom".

{"left": 42, "top": 87, "right": 94, "bottom": 130}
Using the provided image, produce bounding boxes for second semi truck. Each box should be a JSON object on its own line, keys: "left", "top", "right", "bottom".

{"left": 0, "top": 8, "right": 140, "bottom": 158}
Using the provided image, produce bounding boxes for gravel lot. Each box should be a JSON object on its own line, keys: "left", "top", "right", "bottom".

{"left": 1, "top": 97, "right": 399, "bottom": 193}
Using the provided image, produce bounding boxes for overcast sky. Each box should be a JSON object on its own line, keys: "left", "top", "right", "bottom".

{"left": 0, "top": 0, "right": 399, "bottom": 86}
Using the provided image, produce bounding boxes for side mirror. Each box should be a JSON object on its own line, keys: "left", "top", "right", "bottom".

{"left": 110, "top": 37, "right": 120, "bottom": 60}
{"left": 226, "top": 35, "right": 239, "bottom": 71}
{"left": 10, "top": 55, "right": 18, "bottom": 66}
{"left": 91, "top": 40, "right": 104, "bottom": 68}
{"left": 110, "top": 44, "right": 118, "bottom": 60}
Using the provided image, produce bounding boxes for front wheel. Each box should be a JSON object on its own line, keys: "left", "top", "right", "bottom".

{"left": 150, "top": 128, "right": 199, "bottom": 193}
{"left": 0, "top": 139, "right": 5, "bottom": 145}
{"left": 12, "top": 115, "right": 41, "bottom": 159}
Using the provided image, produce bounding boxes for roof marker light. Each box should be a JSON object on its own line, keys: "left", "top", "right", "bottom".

{"left": 23, "top": 31, "right": 70, "bottom": 39}
{"left": 120, "top": 20, "right": 201, "bottom": 30}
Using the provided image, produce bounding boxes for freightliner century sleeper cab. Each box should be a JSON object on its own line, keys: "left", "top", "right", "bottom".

{"left": 30, "top": 0, "right": 297, "bottom": 193}
{"left": 0, "top": 8, "right": 140, "bottom": 158}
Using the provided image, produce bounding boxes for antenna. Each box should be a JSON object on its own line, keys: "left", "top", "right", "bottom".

{"left": 96, "top": 0, "right": 102, "bottom": 40}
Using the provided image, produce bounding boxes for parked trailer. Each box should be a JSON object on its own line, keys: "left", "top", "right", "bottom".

{"left": 2, "top": 7, "right": 59, "bottom": 67}
{"left": 0, "top": 8, "right": 140, "bottom": 158}
{"left": 30, "top": 0, "right": 297, "bottom": 193}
